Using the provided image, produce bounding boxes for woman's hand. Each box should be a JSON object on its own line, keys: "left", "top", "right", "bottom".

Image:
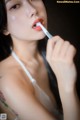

{"left": 46, "top": 36, "right": 77, "bottom": 92}
{"left": 46, "top": 36, "right": 80, "bottom": 120}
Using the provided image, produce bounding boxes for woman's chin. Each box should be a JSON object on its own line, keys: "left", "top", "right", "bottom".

{"left": 36, "top": 33, "right": 46, "bottom": 40}
{"left": 25, "top": 33, "right": 46, "bottom": 41}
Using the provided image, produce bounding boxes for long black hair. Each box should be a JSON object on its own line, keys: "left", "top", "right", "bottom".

{"left": 0, "top": 0, "right": 12, "bottom": 60}
{"left": 0, "top": 0, "right": 62, "bottom": 112}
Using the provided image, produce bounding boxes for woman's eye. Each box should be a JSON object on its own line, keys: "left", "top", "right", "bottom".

{"left": 10, "top": 4, "right": 20, "bottom": 10}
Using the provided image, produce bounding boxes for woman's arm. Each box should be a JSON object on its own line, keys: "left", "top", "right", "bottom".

{"left": 46, "top": 35, "right": 80, "bottom": 120}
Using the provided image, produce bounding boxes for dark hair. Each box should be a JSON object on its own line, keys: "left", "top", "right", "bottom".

{"left": 0, "top": 0, "right": 62, "bottom": 112}
{"left": 0, "top": 0, "right": 12, "bottom": 60}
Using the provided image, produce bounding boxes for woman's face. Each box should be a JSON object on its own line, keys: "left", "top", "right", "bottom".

{"left": 5, "top": 0, "right": 47, "bottom": 41}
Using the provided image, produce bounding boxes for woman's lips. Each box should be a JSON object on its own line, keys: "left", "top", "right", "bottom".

{"left": 32, "top": 18, "right": 44, "bottom": 31}
{"left": 33, "top": 26, "right": 42, "bottom": 31}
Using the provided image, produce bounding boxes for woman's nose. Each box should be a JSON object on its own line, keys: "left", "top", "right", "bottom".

{"left": 25, "top": 2, "right": 37, "bottom": 18}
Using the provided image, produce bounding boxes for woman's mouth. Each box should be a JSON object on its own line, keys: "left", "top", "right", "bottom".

{"left": 32, "top": 18, "right": 44, "bottom": 31}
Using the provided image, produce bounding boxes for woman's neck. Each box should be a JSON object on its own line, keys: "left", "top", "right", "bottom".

{"left": 12, "top": 40, "right": 39, "bottom": 62}
{"left": 12, "top": 40, "right": 44, "bottom": 75}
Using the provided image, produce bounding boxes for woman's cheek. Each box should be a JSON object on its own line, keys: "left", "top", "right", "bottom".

{"left": 11, "top": 15, "right": 16, "bottom": 21}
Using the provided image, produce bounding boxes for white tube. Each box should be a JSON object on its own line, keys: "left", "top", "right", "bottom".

{"left": 36, "top": 22, "right": 53, "bottom": 39}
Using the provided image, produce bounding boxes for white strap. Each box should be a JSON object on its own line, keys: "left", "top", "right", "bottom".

{"left": 12, "top": 51, "right": 35, "bottom": 83}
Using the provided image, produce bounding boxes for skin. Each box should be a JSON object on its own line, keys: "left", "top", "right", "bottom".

{"left": 11, "top": 15, "right": 16, "bottom": 20}
{"left": 0, "top": 0, "right": 79, "bottom": 120}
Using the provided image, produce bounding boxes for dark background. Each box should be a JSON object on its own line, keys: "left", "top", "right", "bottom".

{"left": 45, "top": 0, "right": 80, "bottom": 98}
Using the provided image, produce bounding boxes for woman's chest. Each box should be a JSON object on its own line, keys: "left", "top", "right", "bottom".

{"left": 19, "top": 57, "right": 57, "bottom": 107}
{"left": 24, "top": 63, "right": 57, "bottom": 107}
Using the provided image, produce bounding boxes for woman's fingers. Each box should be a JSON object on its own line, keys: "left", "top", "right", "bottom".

{"left": 46, "top": 35, "right": 63, "bottom": 60}
{"left": 66, "top": 45, "right": 77, "bottom": 62}
{"left": 46, "top": 36, "right": 76, "bottom": 63}
{"left": 52, "top": 37, "right": 64, "bottom": 57}
{"left": 60, "top": 41, "right": 70, "bottom": 58}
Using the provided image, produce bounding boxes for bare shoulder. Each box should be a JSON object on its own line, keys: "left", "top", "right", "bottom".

{"left": 0, "top": 58, "right": 55, "bottom": 120}
{"left": 0, "top": 57, "right": 22, "bottom": 90}
{"left": 0, "top": 57, "right": 34, "bottom": 112}
{"left": 0, "top": 56, "right": 18, "bottom": 76}
{"left": 0, "top": 57, "right": 19, "bottom": 85}
{"left": 0, "top": 56, "right": 34, "bottom": 95}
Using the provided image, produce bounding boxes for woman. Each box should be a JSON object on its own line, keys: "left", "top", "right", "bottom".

{"left": 0, "top": 0, "right": 79, "bottom": 120}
